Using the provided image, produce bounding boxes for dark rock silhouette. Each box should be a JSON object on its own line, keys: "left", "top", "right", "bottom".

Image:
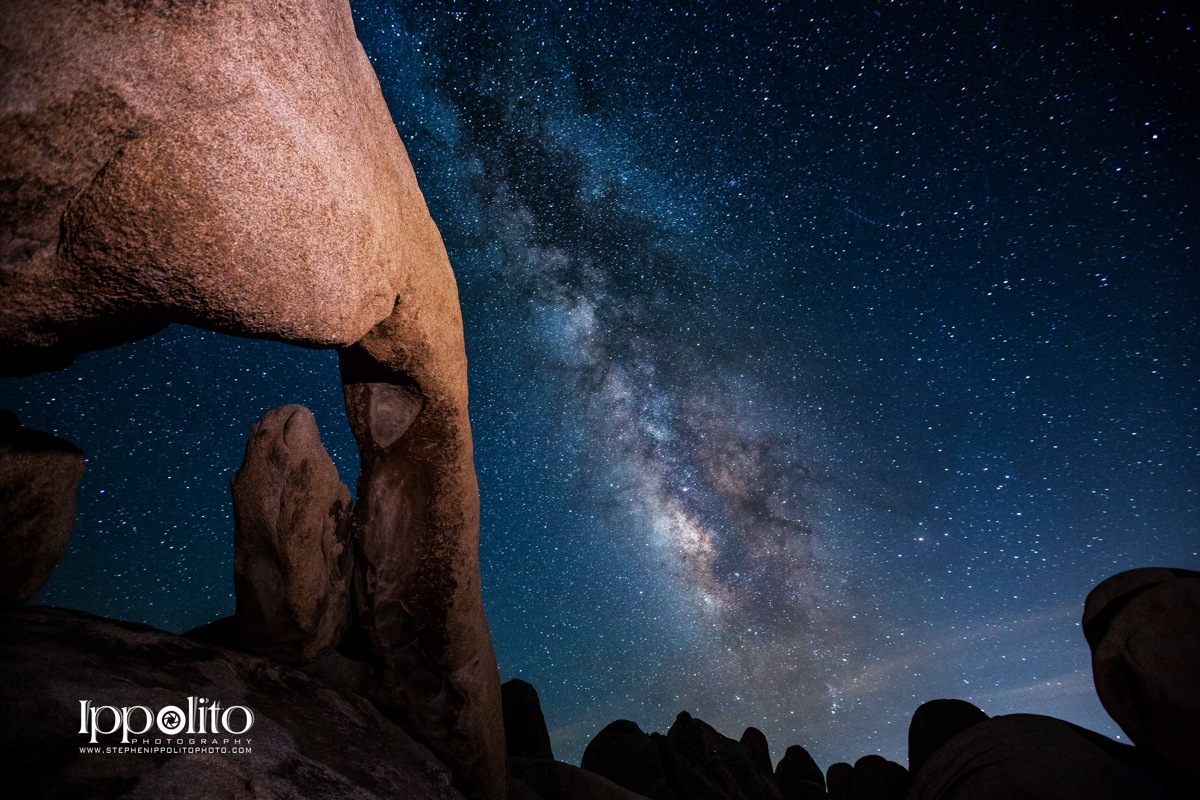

{"left": 0, "top": 606, "right": 464, "bottom": 799}
{"left": 775, "top": 744, "right": 826, "bottom": 799}
{"left": 582, "top": 719, "right": 674, "bottom": 800}
{"left": 825, "top": 763, "right": 852, "bottom": 799}
{"left": 906, "top": 713, "right": 1168, "bottom": 800}
{"left": 825, "top": 755, "right": 907, "bottom": 800}
{"left": 0, "top": 410, "right": 85, "bottom": 606}
{"left": 502, "top": 679, "right": 555, "bottom": 761}
{"left": 740, "top": 727, "right": 773, "bottom": 777}
{"left": 907, "top": 699, "right": 989, "bottom": 779}
{"left": 231, "top": 405, "right": 353, "bottom": 664}
{"left": 509, "top": 757, "right": 650, "bottom": 800}
{"left": 581, "top": 712, "right": 789, "bottom": 800}
{"left": 1, "top": 1, "right": 505, "bottom": 795}
{"left": 1083, "top": 567, "right": 1200, "bottom": 781}
{"left": 665, "top": 711, "right": 783, "bottom": 800}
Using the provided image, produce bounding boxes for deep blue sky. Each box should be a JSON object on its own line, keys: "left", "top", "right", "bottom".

{"left": 2, "top": 0, "right": 1196, "bottom": 772}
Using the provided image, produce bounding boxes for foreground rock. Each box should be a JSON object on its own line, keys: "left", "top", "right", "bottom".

{"left": 907, "top": 714, "right": 1167, "bottom": 800}
{"left": 510, "top": 757, "right": 650, "bottom": 800}
{"left": 232, "top": 405, "right": 353, "bottom": 664}
{"left": 2, "top": 2, "right": 505, "bottom": 795}
{"left": 1083, "top": 567, "right": 1200, "bottom": 781}
{"left": 0, "top": 411, "right": 85, "bottom": 606}
{"left": 0, "top": 606, "right": 463, "bottom": 800}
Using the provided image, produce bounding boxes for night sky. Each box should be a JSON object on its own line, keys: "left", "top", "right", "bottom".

{"left": 2, "top": 0, "right": 1197, "bottom": 772}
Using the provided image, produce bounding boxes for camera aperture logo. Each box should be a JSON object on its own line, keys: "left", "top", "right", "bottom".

{"left": 77, "top": 697, "right": 255, "bottom": 755}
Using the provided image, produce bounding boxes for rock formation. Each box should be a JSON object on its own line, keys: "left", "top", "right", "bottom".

{"left": 906, "top": 714, "right": 1167, "bottom": 800}
{"left": 582, "top": 712, "right": 789, "bottom": 800}
{"left": 906, "top": 699, "right": 989, "bottom": 779}
{"left": 0, "top": 606, "right": 465, "bottom": 800}
{"left": 1083, "top": 567, "right": 1200, "bottom": 782}
{"left": 775, "top": 744, "right": 826, "bottom": 799}
{"left": 502, "top": 679, "right": 555, "bottom": 761}
{"left": 740, "top": 727, "right": 774, "bottom": 777}
{"left": 0, "top": 1, "right": 504, "bottom": 797}
{"left": 0, "top": 410, "right": 85, "bottom": 606}
{"left": 825, "top": 755, "right": 908, "bottom": 800}
{"left": 582, "top": 719, "right": 675, "bottom": 800}
{"left": 231, "top": 405, "right": 353, "bottom": 664}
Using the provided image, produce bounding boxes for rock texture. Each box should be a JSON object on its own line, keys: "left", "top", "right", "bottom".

{"left": 502, "top": 679, "right": 555, "bottom": 761}
{"left": 1083, "top": 567, "right": 1200, "bottom": 781}
{"left": 0, "top": 606, "right": 465, "bottom": 800}
{"left": 0, "top": 410, "right": 85, "bottom": 606}
{"left": 906, "top": 699, "right": 988, "bottom": 779}
{"left": 231, "top": 405, "right": 352, "bottom": 664}
{"left": 1, "top": 2, "right": 505, "bottom": 796}
{"left": 1, "top": 0, "right": 443, "bottom": 370}
{"left": 906, "top": 714, "right": 1167, "bottom": 800}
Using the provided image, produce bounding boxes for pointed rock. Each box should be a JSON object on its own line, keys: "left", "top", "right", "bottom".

{"left": 741, "top": 727, "right": 773, "bottom": 776}
{"left": 503, "top": 679, "right": 555, "bottom": 761}
{"left": 232, "top": 405, "right": 352, "bottom": 664}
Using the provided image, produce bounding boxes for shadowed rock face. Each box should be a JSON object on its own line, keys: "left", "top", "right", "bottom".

{"left": 1083, "top": 567, "right": 1200, "bottom": 781}
{"left": 232, "top": 405, "right": 353, "bottom": 664}
{"left": 502, "top": 679, "right": 555, "bottom": 761}
{"left": 582, "top": 713, "right": 788, "bottom": 800}
{"left": 1, "top": 1, "right": 504, "bottom": 797}
{"left": 775, "top": 744, "right": 825, "bottom": 800}
{"left": 740, "top": 728, "right": 773, "bottom": 777}
{"left": 906, "top": 699, "right": 988, "bottom": 779}
{"left": 0, "top": 410, "right": 85, "bottom": 606}
{"left": 906, "top": 714, "right": 1166, "bottom": 800}
{"left": 0, "top": 606, "right": 465, "bottom": 800}
{"left": 826, "top": 756, "right": 907, "bottom": 800}
{"left": 509, "top": 757, "right": 652, "bottom": 800}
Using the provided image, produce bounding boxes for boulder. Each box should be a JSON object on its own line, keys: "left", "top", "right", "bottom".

{"left": 502, "top": 679, "right": 555, "bottom": 761}
{"left": 826, "top": 756, "right": 906, "bottom": 800}
{"left": 0, "top": 606, "right": 464, "bottom": 800}
{"left": 231, "top": 405, "right": 352, "bottom": 664}
{"left": 907, "top": 699, "right": 988, "bottom": 778}
{"left": 665, "top": 711, "right": 782, "bottom": 800}
{"left": 740, "top": 727, "right": 773, "bottom": 777}
{"left": 582, "top": 720, "right": 674, "bottom": 800}
{"left": 906, "top": 713, "right": 1166, "bottom": 800}
{"left": 1083, "top": 567, "right": 1200, "bottom": 780}
{"left": 775, "top": 744, "right": 826, "bottom": 799}
{"left": 825, "top": 763, "right": 851, "bottom": 799}
{"left": 0, "top": 410, "right": 85, "bottom": 606}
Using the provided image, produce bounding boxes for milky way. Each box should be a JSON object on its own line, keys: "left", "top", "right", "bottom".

{"left": 2, "top": 0, "right": 1196, "bottom": 770}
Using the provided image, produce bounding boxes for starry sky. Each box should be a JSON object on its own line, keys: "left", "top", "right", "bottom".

{"left": 2, "top": 0, "right": 1197, "bottom": 772}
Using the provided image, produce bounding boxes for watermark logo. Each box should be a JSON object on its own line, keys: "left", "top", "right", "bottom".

{"left": 77, "top": 697, "right": 255, "bottom": 754}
